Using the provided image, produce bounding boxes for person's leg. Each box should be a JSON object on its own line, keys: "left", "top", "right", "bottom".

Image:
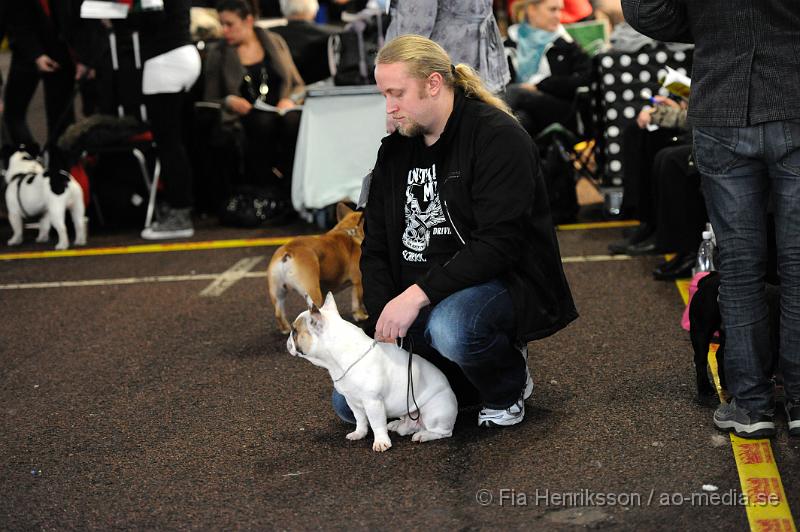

{"left": 652, "top": 144, "right": 704, "bottom": 279}
{"left": 41, "top": 60, "right": 76, "bottom": 145}
{"left": 2, "top": 55, "right": 40, "bottom": 147}
{"left": 424, "top": 279, "right": 525, "bottom": 410}
{"left": 240, "top": 110, "right": 281, "bottom": 185}
{"left": 504, "top": 84, "right": 574, "bottom": 138}
{"left": 144, "top": 91, "right": 193, "bottom": 209}
{"left": 767, "top": 120, "right": 800, "bottom": 428}
{"left": 695, "top": 123, "right": 774, "bottom": 436}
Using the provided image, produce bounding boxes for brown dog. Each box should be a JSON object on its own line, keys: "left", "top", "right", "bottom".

{"left": 267, "top": 203, "right": 368, "bottom": 333}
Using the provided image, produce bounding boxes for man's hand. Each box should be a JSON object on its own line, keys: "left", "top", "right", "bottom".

{"left": 225, "top": 95, "right": 253, "bottom": 116}
{"left": 520, "top": 82, "right": 538, "bottom": 92}
{"left": 375, "top": 284, "right": 430, "bottom": 343}
{"left": 35, "top": 55, "right": 60, "bottom": 73}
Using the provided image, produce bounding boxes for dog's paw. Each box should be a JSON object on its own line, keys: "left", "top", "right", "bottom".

{"left": 74, "top": 238, "right": 87, "bottom": 246}
{"left": 54, "top": 241, "right": 69, "bottom": 251}
{"left": 387, "top": 420, "right": 403, "bottom": 433}
{"left": 372, "top": 437, "right": 392, "bottom": 452}
{"left": 7, "top": 236, "right": 23, "bottom": 246}
{"left": 35, "top": 234, "right": 49, "bottom": 243}
{"left": 346, "top": 430, "right": 367, "bottom": 441}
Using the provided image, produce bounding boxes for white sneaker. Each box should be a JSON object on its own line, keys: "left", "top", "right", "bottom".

{"left": 478, "top": 396, "right": 525, "bottom": 427}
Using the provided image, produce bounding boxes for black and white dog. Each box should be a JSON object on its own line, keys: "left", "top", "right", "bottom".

{"left": 3, "top": 146, "right": 86, "bottom": 250}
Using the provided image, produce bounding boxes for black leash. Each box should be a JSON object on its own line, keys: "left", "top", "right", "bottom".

{"left": 11, "top": 173, "right": 37, "bottom": 219}
{"left": 398, "top": 336, "right": 421, "bottom": 421}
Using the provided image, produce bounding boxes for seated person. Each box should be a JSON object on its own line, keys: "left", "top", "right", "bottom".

{"left": 504, "top": 0, "right": 591, "bottom": 138}
{"left": 271, "top": 0, "right": 340, "bottom": 85}
{"left": 203, "top": 0, "right": 305, "bottom": 211}
{"left": 609, "top": 96, "right": 687, "bottom": 255}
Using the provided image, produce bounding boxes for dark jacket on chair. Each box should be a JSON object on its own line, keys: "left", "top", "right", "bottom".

{"left": 535, "top": 37, "right": 592, "bottom": 101}
{"left": 202, "top": 27, "right": 305, "bottom": 125}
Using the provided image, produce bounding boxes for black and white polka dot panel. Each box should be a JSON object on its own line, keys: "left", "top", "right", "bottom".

{"left": 592, "top": 47, "right": 692, "bottom": 187}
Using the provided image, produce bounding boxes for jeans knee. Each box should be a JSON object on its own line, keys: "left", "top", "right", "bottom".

{"left": 426, "top": 311, "right": 468, "bottom": 364}
{"left": 332, "top": 390, "right": 356, "bottom": 425}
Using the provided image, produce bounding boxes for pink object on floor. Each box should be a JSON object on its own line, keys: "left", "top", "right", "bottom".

{"left": 681, "top": 271, "right": 710, "bottom": 331}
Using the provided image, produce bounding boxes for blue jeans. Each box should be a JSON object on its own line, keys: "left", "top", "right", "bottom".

{"left": 332, "top": 279, "right": 526, "bottom": 424}
{"left": 694, "top": 120, "right": 800, "bottom": 413}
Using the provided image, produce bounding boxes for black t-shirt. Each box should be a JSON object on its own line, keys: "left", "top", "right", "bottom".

{"left": 399, "top": 137, "right": 462, "bottom": 289}
{"left": 240, "top": 59, "right": 282, "bottom": 106}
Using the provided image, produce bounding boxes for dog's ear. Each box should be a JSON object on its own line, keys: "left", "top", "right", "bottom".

{"left": 336, "top": 202, "right": 353, "bottom": 222}
{"left": 308, "top": 302, "right": 324, "bottom": 332}
{"left": 321, "top": 292, "right": 338, "bottom": 314}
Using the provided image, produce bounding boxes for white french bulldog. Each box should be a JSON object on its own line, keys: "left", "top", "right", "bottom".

{"left": 287, "top": 293, "right": 458, "bottom": 452}
{"left": 4, "top": 149, "right": 87, "bottom": 250}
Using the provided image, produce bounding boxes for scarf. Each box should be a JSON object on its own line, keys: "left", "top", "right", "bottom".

{"left": 515, "top": 23, "right": 558, "bottom": 84}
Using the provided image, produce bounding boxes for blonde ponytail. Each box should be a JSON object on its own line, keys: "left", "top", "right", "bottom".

{"left": 376, "top": 35, "right": 514, "bottom": 117}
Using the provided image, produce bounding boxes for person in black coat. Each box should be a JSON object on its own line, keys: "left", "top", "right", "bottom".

{"left": 341, "top": 35, "right": 577, "bottom": 429}
{"left": 1, "top": 0, "right": 94, "bottom": 148}
{"left": 270, "top": 0, "right": 340, "bottom": 84}
{"left": 504, "top": 0, "right": 591, "bottom": 138}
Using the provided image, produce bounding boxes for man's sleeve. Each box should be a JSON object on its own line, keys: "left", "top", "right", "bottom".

{"left": 359, "top": 145, "right": 399, "bottom": 334}
{"left": 621, "top": 0, "right": 694, "bottom": 44}
{"left": 416, "top": 126, "right": 537, "bottom": 305}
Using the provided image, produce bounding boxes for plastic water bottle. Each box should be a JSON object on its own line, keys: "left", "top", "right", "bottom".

{"left": 693, "top": 225, "right": 717, "bottom": 275}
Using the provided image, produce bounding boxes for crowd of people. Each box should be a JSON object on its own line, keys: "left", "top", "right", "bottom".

{"left": 1, "top": 0, "right": 798, "bottom": 436}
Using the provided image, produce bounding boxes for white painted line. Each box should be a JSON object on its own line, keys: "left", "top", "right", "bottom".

{"left": 0, "top": 274, "right": 221, "bottom": 290}
{"left": 562, "top": 254, "right": 633, "bottom": 264}
{"left": 199, "top": 256, "right": 264, "bottom": 297}
{"left": 0, "top": 254, "right": 631, "bottom": 291}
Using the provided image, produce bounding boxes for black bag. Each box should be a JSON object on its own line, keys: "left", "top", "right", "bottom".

{"left": 329, "top": 9, "right": 389, "bottom": 86}
{"left": 219, "top": 186, "right": 294, "bottom": 227}
{"left": 539, "top": 134, "right": 579, "bottom": 225}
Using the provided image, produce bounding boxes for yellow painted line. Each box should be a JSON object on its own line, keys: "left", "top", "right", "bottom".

{"left": 557, "top": 220, "right": 640, "bottom": 231}
{"left": 675, "top": 278, "right": 690, "bottom": 305}
{"left": 731, "top": 435, "right": 796, "bottom": 531}
{"left": 676, "top": 278, "right": 796, "bottom": 531}
{"left": 0, "top": 237, "right": 295, "bottom": 261}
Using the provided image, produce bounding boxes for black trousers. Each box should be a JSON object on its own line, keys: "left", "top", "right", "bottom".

{"left": 239, "top": 108, "right": 301, "bottom": 193}
{"left": 620, "top": 124, "right": 684, "bottom": 222}
{"left": 504, "top": 84, "right": 575, "bottom": 138}
{"left": 652, "top": 143, "right": 707, "bottom": 254}
{"left": 2, "top": 52, "right": 75, "bottom": 147}
{"left": 144, "top": 92, "right": 194, "bottom": 209}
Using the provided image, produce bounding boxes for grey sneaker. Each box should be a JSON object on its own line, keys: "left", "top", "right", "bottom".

{"left": 714, "top": 400, "right": 775, "bottom": 438}
{"left": 141, "top": 207, "right": 194, "bottom": 240}
{"left": 478, "top": 395, "right": 525, "bottom": 427}
{"left": 786, "top": 402, "right": 800, "bottom": 437}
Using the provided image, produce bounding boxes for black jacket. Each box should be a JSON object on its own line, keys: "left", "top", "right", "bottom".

{"left": 8, "top": 0, "right": 95, "bottom": 66}
{"left": 270, "top": 20, "right": 339, "bottom": 85}
{"left": 536, "top": 36, "right": 592, "bottom": 101}
{"left": 361, "top": 91, "right": 578, "bottom": 342}
{"left": 622, "top": 0, "right": 800, "bottom": 127}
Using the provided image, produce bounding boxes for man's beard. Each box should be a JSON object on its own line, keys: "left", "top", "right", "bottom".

{"left": 396, "top": 118, "right": 425, "bottom": 138}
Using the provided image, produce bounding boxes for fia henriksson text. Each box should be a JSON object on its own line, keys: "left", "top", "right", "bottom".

{"left": 474, "top": 488, "right": 780, "bottom": 508}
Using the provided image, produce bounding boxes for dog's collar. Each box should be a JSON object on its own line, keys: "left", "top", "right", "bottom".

{"left": 332, "top": 340, "right": 378, "bottom": 382}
